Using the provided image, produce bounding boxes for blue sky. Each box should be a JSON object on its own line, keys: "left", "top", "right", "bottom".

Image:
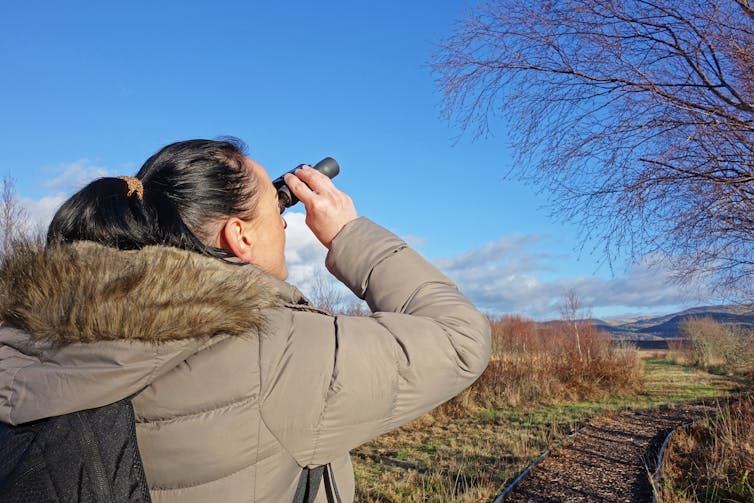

{"left": 0, "top": 1, "right": 714, "bottom": 319}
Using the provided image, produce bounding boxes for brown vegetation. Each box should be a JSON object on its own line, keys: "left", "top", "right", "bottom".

{"left": 657, "top": 394, "right": 754, "bottom": 502}
{"left": 438, "top": 315, "right": 642, "bottom": 416}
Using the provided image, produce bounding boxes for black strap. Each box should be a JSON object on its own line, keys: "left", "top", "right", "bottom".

{"left": 292, "top": 463, "right": 341, "bottom": 503}
{"left": 293, "top": 466, "right": 324, "bottom": 503}
{"left": 323, "top": 464, "right": 342, "bottom": 503}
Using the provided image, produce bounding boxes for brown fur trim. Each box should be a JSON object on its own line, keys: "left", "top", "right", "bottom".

{"left": 0, "top": 241, "right": 280, "bottom": 343}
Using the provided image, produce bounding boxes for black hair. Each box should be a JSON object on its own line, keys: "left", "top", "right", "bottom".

{"left": 46, "top": 138, "right": 258, "bottom": 258}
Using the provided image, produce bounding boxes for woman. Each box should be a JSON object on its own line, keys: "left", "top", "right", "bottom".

{"left": 0, "top": 139, "right": 490, "bottom": 502}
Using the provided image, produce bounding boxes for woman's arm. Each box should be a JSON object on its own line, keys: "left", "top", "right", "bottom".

{"left": 311, "top": 218, "right": 490, "bottom": 463}
{"left": 265, "top": 167, "right": 491, "bottom": 466}
{"left": 260, "top": 218, "right": 490, "bottom": 466}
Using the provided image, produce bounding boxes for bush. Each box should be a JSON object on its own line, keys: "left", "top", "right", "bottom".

{"left": 678, "top": 317, "right": 754, "bottom": 374}
{"left": 437, "top": 315, "right": 642, "bottom": 416}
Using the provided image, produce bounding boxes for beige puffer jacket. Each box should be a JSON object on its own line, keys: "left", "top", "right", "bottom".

{"left": 0, "top": 218, "right": 491, "bottom": 503}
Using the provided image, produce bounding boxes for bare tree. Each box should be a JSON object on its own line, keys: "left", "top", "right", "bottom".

{"left": 434, "top": 0, "right": 754, "bottom": 296}
{"left": 307, "top": 270, "right": 371, "bottom": 315}
{"left": 0, "top": 177, "right": 28, "bottom": 256}
{"left": 559, "top": 289, "right": 593, "bottom": 362}
{"left": 308, "top": 270, "right": 348, "bottom": 314}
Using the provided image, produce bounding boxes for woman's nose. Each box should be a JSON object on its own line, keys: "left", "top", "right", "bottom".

{"left": 281, "top": 216, "right": 288, "bottom": 229}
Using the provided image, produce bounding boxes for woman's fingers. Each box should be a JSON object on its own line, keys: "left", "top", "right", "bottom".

{"left": 292, "top": 164, "right": 337, "bottom": 193}
{"left": 284, "top": 166, "right": 357, "bottom": 249}
{"left": 283, "top": 170, "right": 314, "bottom": 204}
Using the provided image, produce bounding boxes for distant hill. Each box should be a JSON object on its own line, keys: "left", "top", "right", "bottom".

{"left": 589, "top": 304, "right": 754, "bottom": 340}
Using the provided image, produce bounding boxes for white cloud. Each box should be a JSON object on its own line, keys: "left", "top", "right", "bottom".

{"left": 283, "top": 212, "right": 332, "bottom": 294}
{"left": 284, "top": 223, "right": 709, "bottom": 318}
{"left": 435, "top": 236, "right": 712, "bottom": 319}
{"left": 282, "top": 213, "right": 367, "bottom": 308}
{"left": 19, "top": 193, "right": 68, "bottom": 236}
{"left": 11, "top": 159, "right": 114, "bottom": 237}
{"left": 569, "top": 254, "right": 710, "bottom": 309}
{"left": 43, "top": 160, "right": 111, "bottom": 192}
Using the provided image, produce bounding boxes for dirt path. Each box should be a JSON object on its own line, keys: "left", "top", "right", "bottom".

{"left": 500, "top": 403, "right": 719, "bottom": 502}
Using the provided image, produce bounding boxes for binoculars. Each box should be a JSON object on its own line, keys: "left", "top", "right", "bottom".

{"left": 272, "top": 157, "right": 340, "bottom": 211}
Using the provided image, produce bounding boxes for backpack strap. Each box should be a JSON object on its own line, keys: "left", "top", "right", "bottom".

{"left": 293, "top": 465, "right": 324, "bottom": 503}
{"left": 292, "top": 463, "right": 342, "bottom": 503}
{"left": 323, "top": 463, "right": 342, "bottom": 503}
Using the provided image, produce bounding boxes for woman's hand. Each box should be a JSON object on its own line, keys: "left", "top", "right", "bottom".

{"left": 284, "top": 166, "right": 357, "bottom": 249}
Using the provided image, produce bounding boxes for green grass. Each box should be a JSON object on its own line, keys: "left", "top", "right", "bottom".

{"left": 353, "top": 358, "right": 744, "bottom": 502}
{"left": 641, "top": 358, "right": 742, "bottom": 403}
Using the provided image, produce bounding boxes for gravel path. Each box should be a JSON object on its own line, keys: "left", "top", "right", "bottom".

{"left": 501, "top": 403, "right": 718, "bottom": 502}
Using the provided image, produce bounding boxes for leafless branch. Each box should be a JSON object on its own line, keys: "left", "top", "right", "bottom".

{"left": 434, "top": 0, "right": 754, "bottom": 298}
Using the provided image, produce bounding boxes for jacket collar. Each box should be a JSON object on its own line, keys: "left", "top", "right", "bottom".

{"left": 0, "top": 240, "right": 291, "bottom": 344}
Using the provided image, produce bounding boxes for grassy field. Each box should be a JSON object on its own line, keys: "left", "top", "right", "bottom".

{"left": 352, "top": 351, "right": 744, "bottom": 502}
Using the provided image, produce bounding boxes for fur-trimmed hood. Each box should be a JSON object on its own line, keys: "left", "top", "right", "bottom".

{"left": 0, "top": 240, "right": 301, "bottom": 425}
{"left": 0, "top": 240, "right": 282, "bottom": 343}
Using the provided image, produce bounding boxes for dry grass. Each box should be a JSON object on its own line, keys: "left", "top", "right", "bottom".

{"left": 656, "top": 394, "right": 754, "bottom": 502}
{"left": 352, "top": 407, "right": 565, "bottom": 502}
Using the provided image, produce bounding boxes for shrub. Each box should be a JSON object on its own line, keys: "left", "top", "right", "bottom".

{"left": 437, "top": 315, "right": 642, "bottom": 416}
{"left": 678, "top": 317, "right": 754, "bottom": 374}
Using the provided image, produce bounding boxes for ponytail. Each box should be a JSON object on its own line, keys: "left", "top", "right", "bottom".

{"left": 47, "top": 138, "right": 258, "bottom": 258}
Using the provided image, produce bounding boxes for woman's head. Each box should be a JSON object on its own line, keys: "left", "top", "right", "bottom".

{"left": 47, "top": 138, "right": 288, "bottom": 279}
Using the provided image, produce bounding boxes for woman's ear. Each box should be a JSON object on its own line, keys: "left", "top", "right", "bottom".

{"left": 220, "top": 217, "right": 254, "bottom": 263}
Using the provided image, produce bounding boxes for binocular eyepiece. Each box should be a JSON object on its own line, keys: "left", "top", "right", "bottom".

{"left": 272, "top": 157, "right": 340, "bottom": 211}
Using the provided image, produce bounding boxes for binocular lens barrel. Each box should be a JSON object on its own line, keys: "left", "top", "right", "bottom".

{"left": 273, "top": 157, "right": 340, "bottom": 210}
